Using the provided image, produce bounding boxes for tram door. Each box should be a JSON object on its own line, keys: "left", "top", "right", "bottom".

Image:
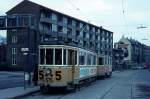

{"left": 68, "top": 50, "right": 77, "bottom": 81}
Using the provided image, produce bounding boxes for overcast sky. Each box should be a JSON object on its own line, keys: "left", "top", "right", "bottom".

{"left": 0, "top": 0, "right": 150, "bottom": 45}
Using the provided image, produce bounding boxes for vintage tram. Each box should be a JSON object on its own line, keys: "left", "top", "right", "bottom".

{"left": 38, "top": 45, "right": 112, "bottom": 92}
{"left": 97, "top": 55, "right": 112, "bottom": 78}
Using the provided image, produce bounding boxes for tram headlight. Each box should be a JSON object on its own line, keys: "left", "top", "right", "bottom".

{"left": 46, "top": 69, "right": 51, "bottom": 74}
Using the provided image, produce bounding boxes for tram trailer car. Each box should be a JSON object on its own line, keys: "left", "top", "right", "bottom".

{"left": 38, "top": 45, "right": 97, "bottom": 92}
{"left": 97, "top": 56, "right": 112, "bottom": 78}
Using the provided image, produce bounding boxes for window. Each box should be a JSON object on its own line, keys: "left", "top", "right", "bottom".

{"left": 92, "top": 55, "right": 96, "bottom": 65}
{"left": 68, "top": 18, "right": 72, "bottom": 25}
{"left": 12, "top": 48, "right": 17, "bottom": 54}
{"left": 7, "top": 17, "right": 17, "bottom": 27}
{"left": 98, "top": 57, "right": 103, "bottom": 65}
{"left": 40, "top": 49, "right": 45, "bottom": 64}
{"left": 46, "top": 49, "right": 53, "bottom": 65}
{"left": 58, "top": 15, "right": 63, "bottom": 23}
{"left": 87, "top": 54, "right": 91, "bottom": 65}
{"left": 68, "top": 50, "right": 77, "bottom": 65}
{"left": 57, "top": 25, "right": 63, "bottom": 32}
{"left": 63, "top": 49, "right": 66, "bottom": 65}
{"left": 52, "top": 13, "right": 57, "bottom": 21}
{"left": 79, "top": 51, "right": 85, "bottom": 65}
{"left": 55, "top": 49, "right": 62, "bottom": 65}
{"left": 12, "top": 36, "right": 17, "bottom": 43}
{"left": 67, "top": 28, "right": 72, "bottom": 35}
{"left": 52, "top": 24, "right": 57, "bottom": 32}
{"left": 12, "top": 58, "right": 17, "bottom": 65}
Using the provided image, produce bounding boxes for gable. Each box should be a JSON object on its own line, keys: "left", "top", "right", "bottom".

{"left": 6, "top": 0, "right": 39, "bottom": 15}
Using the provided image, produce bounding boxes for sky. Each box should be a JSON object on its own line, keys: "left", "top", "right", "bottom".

{"left": 0, "top": 0, "right": 150, "bottom": 45}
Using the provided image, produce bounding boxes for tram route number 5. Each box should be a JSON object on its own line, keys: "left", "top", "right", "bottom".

{"left": 55, "top": 71, "right": 61, "bottom": 80}
{"left": 39, "top": 70, "right": 62, "bottom": 80}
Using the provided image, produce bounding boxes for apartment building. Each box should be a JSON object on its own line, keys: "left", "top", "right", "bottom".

{"left": 5, "top": 0, "right": 113, "bottom": 71}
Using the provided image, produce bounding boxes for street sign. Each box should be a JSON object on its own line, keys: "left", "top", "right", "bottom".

{"left": 21, "top": 48, "right": 29, "bottom": 52}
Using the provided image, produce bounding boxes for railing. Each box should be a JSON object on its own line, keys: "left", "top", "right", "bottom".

{"left": 0, "top": 14, "right": 36, "bottom": 30}
{"left": 40, "top": 17, "right": 52, "bottom": 24}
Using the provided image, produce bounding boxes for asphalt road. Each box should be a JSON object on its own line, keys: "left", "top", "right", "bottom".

{"left": 0, "top": 72, "right": 24, "bottom": 89}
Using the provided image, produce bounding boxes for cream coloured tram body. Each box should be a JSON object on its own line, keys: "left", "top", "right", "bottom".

{"left": 38, "top": 45, "right": 97, "bottom": 90}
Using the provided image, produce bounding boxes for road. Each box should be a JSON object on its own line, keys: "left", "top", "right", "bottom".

{"left": 0, "top": 72, "right": 24, "bottom": 89}
{"left": 20, "top": 69, "right": 150, "bottom": 99}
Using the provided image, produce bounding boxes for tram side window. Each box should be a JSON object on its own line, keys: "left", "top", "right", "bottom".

{"left": 105, "top": 58, "right": 107, "bottom": 65}
{"left": 75, "top": 51, "right": 77, "bottom": 65}
{"left": 68, "top": 50, "right": 77, "bottom": 65}
{"left": 92, "top": 55, "right": 96, "bottom": 65}
{"left": 40, "top": 49, "right": 45, "bottom": 64}
{"left": 87, "top": 54, "right": 91, "bottom": 65}
{"left": 79, "top": 52, "right": 85, "bottom": 65}
{"left": 63, "top": 49, "right": 66, "bottom": 65}
{"left": 55, "top": 49, "right": 62, "bottom": 65}
{"left": 46, "top": 49, "right": 53, "bottom": 65}
{"left": 98, "top": 57, "right": 103, "bottom": 65}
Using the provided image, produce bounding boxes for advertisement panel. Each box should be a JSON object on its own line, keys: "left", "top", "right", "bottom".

{"left": 79, "top": 67, "right": 97, "bottom": 78}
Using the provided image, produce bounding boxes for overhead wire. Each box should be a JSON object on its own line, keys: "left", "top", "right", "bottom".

{"left": 122, "top": 0, "right": 128, "bottom": 27}
{"left": 66, "top": 0, "right": 91, "bottom": 23}
{"left": 66, "top": 0, "right": 95, "bottom": 34}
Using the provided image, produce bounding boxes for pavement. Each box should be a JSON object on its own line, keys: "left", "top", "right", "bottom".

{"left": 0, "top": 71, "right": 39, "bottom": 99}
{"left": 0, "top": 86, "right": 40, "bottom": 99}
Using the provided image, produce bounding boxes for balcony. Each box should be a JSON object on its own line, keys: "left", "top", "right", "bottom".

{"left": 40, "top": 17, "right": 52, "bottom": 24}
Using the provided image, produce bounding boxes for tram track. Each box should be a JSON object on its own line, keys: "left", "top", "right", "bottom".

{"left": 21, "top": 71, "right": 136, "bottom": 99}
{"left": 99, "top": 71, "right": 136, "bottom": 99}
{"left": 20, "top": 82, "right": 97, "bottom": 99}
{"left": 99, "top": 78, "right": 120, "bottom": 99}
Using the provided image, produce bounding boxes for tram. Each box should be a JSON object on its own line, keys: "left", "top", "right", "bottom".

{"left": 38, "top": 45, "right": 97, "bottom": 92}
{"left": 97, "top": 55, "right": 112, "bottom": 78}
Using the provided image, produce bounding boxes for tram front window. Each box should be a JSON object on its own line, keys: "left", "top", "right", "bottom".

{"left": 55, "top": 49, "right": 62, "bottom": 65}
{"left": 40, "top": 49, "right": 45, "bottom": 65}
{"left": 46, "top": 49, "right": 53, "bottom": 65}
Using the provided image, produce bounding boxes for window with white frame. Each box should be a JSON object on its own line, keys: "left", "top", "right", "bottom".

{"left": 12, "top": 48, "right": 17, "bottom": 54}
{"left": 12, "top": 36, "right": 17, "bottom": 43}
{"left": 12, "top": 58, "right": 17, "bottom": 65}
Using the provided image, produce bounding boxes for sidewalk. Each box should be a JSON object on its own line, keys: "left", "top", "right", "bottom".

{"left": 0, "top": 71, "right": 24, "bottom": 76}
{"left": 0, "top": 86, "right": 40, "bottom": 99}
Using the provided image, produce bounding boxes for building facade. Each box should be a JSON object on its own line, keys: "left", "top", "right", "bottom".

{"left": 142, "top": 45, "right": 150, "bottom": 67}
{"left": 112, "top": 48, "right": 124, "bottom": 70}
{"left": 4, "top": 0, "right": 113, "bottom": 71}
{"left": 115, "top": 36, "right": 150, "bottom": 68}
{"left": 0, "top": 44, "right": 6, "bottom": 64}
